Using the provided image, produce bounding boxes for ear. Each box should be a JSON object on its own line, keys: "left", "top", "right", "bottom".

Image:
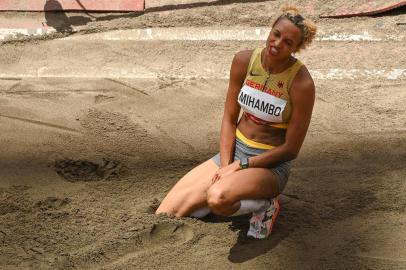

{"left": 293, "top": 42, "right": 302, "bottom": 53}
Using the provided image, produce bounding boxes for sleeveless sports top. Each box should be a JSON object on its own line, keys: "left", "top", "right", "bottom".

{"left": 237, "top": 48, "right": 303, "bottom": 129}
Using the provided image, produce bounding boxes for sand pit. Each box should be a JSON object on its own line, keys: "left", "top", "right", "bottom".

{"left": 0, "top": 0, "right": 405, "bottom": 269}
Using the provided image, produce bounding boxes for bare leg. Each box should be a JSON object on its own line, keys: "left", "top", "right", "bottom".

{"left": 155, "top": 159, "right": 219, "bottom": 217}
{"left": 206, "top": 168, "right": 280, "bottom": 216}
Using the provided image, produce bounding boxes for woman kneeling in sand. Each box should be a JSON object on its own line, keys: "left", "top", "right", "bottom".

{"left": 156, "top": 5, "right": 317, "bottom": 239}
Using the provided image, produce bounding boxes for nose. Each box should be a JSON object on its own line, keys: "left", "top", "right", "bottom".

{"left": 274, "top": 38, "right": 282, "bottom": 47}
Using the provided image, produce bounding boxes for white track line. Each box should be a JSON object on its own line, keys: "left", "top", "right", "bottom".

{"left": 63, "top": 28, "right": 404, "bottom": 41}
{"left": 0, "top": 27, "right": 404, "bottom": 42}
{"left": 311, "top": 68, "right": 406, "bottom": 80}
{"left": 0, "top": 68, "right": 405, "bottom": 80}
{"left": 0, "top": 28, "right": 56, "bottom": 40}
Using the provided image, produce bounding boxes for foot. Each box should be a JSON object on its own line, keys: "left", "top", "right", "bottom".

{"left": 247, "top": 197, "right": 280, "bottom": 239}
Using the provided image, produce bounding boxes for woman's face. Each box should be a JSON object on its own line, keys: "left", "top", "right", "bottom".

{"left": 265, "top": 18, "right": 303, "bottom": 61}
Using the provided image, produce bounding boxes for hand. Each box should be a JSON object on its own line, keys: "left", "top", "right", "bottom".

{"left": 211, "top": 161, "right": 240, "bottom": 184}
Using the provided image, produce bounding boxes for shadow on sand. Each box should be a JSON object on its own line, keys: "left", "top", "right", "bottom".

{"left": 44, "top": 0, "right": 93, "bottom": 33}
{"left": 44, "top": 0, "right": 274, "bottom": 34}
{"left": 202, "top": 213, "right": 291, "bottom": 263}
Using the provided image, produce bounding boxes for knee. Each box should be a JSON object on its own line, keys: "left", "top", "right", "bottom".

{"left": 156, "top": 189, "right": 202, "bottom": 217}
{"left": 206, "top": 186, "right": 231, "bottom": 215}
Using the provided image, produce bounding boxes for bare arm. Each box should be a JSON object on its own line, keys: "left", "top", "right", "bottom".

{"left": 219, "top": 50, "right": 252, "bottom": 167}
{"left": 249, "top": 66, "right": 316, "bottom": 168}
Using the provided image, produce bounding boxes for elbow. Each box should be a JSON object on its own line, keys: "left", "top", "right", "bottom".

{"left": 222, "top": 115, "right": 238, "bottom": 127}
{"left": 285, "top": 147, "right": 299, "bottom": 161}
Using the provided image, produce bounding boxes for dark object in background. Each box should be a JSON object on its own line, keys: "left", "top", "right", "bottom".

{"left": 320, "top": 0, "right": 406, "bottom": 18}
{"left": 44, "top": 0, "right": 73, "bottom": 33}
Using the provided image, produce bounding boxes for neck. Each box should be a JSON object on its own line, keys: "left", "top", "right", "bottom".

{"left": 262, "top": 53, "right": 292, "bottom": 74}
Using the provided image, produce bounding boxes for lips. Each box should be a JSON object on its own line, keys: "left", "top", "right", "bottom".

{"left": 270, "top": 46, "right": 279, "bottom": 56}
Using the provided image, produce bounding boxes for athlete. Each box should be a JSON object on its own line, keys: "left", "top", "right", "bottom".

{"left": 156, "top": 5, "right": 317, "bottom": 239}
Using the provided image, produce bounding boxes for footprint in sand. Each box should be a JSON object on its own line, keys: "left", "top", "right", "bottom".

{"left": 0, "top": 202, "right": 20, "bottom": 215}
{"left": 99, "top": 222, "right": 194, "bottom": 269}
{"left": 141, "top": 222, "right": 194, "bottom": 246}
{"left": 34, "top": 197, "right": 70, "bottom": 211}
{"left": 53, "top": 158, "right": 122, "bottom": 182}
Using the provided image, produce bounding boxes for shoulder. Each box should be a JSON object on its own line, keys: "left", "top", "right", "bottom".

{"left": 291, "top": 63, "right": 315, "bottom": 94}
{"left": 229, "top": 50, "right": 255, "bottom": 82}
{"left": 233, "top": 50, "right": 254, "bottom": 63}
{"left": 231, "top": 49, "right": 254, "bottom": 69}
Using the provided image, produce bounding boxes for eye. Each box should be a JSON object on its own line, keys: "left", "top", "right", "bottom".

{"left": 270, "top": 29, "right": 280, "bottom": 38}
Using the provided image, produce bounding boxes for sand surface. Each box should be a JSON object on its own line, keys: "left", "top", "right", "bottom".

{"left": 0, "top": 0, "right": 405, "bottom": 269}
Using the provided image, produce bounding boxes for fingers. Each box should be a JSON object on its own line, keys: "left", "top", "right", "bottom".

{"left": 211, "top": 170, "right": 227, "bottom": 184}
{"left": 211, "top": 171, "right": 220, "bottom": 184}
{"left": 212, "top": 168, "right": 226, "bottom": 183}
{"left": 211, "top": 165, "right": 238, "bottom": 184}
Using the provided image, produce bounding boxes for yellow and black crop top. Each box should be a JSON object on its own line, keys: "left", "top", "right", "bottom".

{"left": 237, "top": 48, "right": 303, "bottom": 129}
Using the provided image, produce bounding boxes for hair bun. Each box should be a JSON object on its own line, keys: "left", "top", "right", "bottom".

{"left": 280, "top": 4, "right": 300, "bottom": 15}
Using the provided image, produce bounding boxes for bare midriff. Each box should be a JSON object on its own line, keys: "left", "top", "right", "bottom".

{"left": 237, "top": 113, "right": 286, "bottom": 147}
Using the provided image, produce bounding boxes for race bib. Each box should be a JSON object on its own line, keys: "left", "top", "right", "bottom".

{"left": 238, "top": 85, "right": 287, "bottom": 123}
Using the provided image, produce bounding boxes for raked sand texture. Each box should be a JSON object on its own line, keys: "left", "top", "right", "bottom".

{"left": 0, "top": 0, "right": 405, "bottom": 269}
